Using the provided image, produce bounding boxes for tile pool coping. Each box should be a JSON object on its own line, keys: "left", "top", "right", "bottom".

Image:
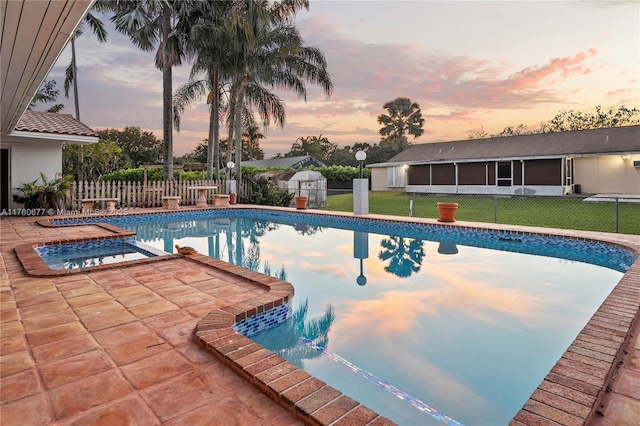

{"left": 17, "top": 206, "right": 640, "bottom": 425}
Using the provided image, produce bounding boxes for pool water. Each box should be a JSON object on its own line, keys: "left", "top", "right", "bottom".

{"left": 56, "top": 210, "right": 635, "bottom": 425}
{"left": 35, "top": 238, "right": 162, "bottom": 270}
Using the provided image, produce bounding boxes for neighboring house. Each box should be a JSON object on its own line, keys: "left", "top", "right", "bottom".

{"left": 369, "top": 125, "right": 640, "bottom": 196}
{"left": 1, "top": 111, "right": 98, "bottom": 210}
{"left": 243, "top": 155, "right": 325, "bottom": 169}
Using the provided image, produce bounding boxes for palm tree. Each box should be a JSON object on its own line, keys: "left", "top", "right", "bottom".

{"left": 176, "top": 0, "right": 330, "bottom": 187}
{"left": 378, "top": 235, "right": 425, "bottom": 278}
{"left": 225, "top": 0, "right": 333, "bottom": 191}
{"left": 253, "top": 298, "right": 335, "bottom": 369}
{"left": 377, "top": 97, "right": 425, "bottom": 151}
{"left": 173, "top": 68, "right": 227, "bottom": 179}
{"left": 173, "top": 1, "right": 238, "bottom": 180}
{"left": 64, "top": 2, "right": 108, "bottom": 183}
{"left": 29, "top": 80, "right": 64, "bottom": 113}
{"left": 111, "top": 0, "right": 204, "bottom": 181}
{"left": 64, "top": 1, "right": 109, "bottom": 121}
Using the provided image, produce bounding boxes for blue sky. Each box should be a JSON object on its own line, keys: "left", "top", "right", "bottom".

{"left": 44, "top": 0, "right": 639, "bottom": 158}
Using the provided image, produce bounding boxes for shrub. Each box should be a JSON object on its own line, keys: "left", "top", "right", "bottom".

{"left": 309, "top": 165, "right": 370, "bottom": 181}
{"left": 242, "top": 177, "right": 294, "bottom": 207}
{"left": 100, "top": 168, "right": 221, "bottom": 182}
{"left": 13, "top": 173, "right": 72, "bottom": 211}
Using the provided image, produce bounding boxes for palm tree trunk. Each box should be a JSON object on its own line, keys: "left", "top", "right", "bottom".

{"left": 207, "top": 69, "right": 221, "bottom": 180}
{"left": 211, "top": 69, "right": 221, "bottom": 179}
{"left": 226, "top": 81, "right": 238, "bottom": 167}
{"left": 233, "top": 74, "right": 250, "bottom": 190}
{"left": 71, "top": 37, "right": 84, "bottom": 183}
{"left": 71, "top": 38, "right": 81, "bottom": 121}
{"left": 161, "top": 7, "right": 173, "bottom": 181}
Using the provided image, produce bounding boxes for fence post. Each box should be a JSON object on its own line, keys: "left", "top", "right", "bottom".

{"left": 494, "top": 195, "right": 498, "bottom": 223}
{"left": 615, "top": 197, "right": 619, "bottom": 233}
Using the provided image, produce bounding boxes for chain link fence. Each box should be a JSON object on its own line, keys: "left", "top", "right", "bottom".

{"left": 404, "top": 193, "right": 639, "bottom": 235}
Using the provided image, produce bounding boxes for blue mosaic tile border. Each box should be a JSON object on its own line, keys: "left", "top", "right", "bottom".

{"left": 52, "top": 208, "right": 637, "bottom": 273}
{"left": 233, "top": 302, "right": 292, "bottom": 337}
{"left": 35, "top": 237, "right": 164, "bottom": 266}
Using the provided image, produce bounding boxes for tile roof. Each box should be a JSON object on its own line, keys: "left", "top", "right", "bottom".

{"left": 378, "top": 125, "right": 640, "bottom": 165}
{"left": 15, "top": 110, "right": 98, "bottom": 137}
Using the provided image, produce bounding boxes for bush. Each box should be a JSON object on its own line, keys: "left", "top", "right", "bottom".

{"left": 100, "top": 168, "right": 222, "bottom": 182}
{"left": 99, "top": 165, "right": 370, "bottom": 183}
{"left": 309, "top": 165, "right": 370, "bottom": 181}
{"left": 13, "top": 173, "right": 72, "bottom": 211}
{"left": 242, "top": 177, "right": 294, "bottom": 207}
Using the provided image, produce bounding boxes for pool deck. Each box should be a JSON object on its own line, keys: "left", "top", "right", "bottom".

{"left": 1, "top": 206, "right": 639, "bottom": 425}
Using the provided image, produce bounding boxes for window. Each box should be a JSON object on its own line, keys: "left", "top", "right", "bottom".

{"left": 497, "top": 161, "right": 512, "bottom": 186}
{"left": 387, "top": 166, "right": 405, "bottom": 187}
{"left": 564, "top": 157, "right": 573, "bottom": 186}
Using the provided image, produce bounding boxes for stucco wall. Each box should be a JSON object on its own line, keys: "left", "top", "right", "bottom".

{"left": 371, "top": 168, "right": 391, "bottom": 191}
{"left": 574, "top": 155, "right": 640, "bottom": 194}
{"left": 10, "top": 142, "right": 62, "bottom": 207}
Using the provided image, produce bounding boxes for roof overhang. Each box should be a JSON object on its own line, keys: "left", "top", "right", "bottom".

{"left": 1, "top": 131, "right": 98, "bottom": 146}
{"left": 1, "top": 0, "right": 94, "bottom": 137}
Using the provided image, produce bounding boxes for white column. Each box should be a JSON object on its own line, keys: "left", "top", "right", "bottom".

{"left": 353, "top": 178, "right": 369, "bottom": 215}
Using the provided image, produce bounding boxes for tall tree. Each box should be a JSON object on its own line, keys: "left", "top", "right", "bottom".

{"left": 64, "top": 1, "right": 108, "bottom": 184}
{"left": 226, "top": 0, "right": 333, "bottom": 191}
{"left": 97, "top": 127, "right": 163, "bottom": 166}
{"left": 64, "top": 1, "right": 108, "bottom": 121}
{"left": 111, "top": 0, "right": 202, "bottom": 181}
{"left": 377, "top": 97, "right": 425, "bottom": 151}
{"left": 62, "top": 141, "right": 131, "bottom": 181}
{"left": 540, "top": 105, "right": 640, "bottom": 133}
{"left": 286, "top": 135, "right": 335, "bottom": 161}
{"left": 29, "top": 80, "right": 64, "bottom": 113}
{"left": 173, "top": 1, "right": 236, "bottom": 179}
{"left": 244, "top": 123, "right": 265, "bottom": 160}
{"left": 469, "top": 105, "right": 640, "bottom": 139}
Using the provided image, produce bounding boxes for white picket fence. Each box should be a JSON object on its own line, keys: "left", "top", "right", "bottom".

{"left": 69, "top": 179, "right": 234, "bottom": 209}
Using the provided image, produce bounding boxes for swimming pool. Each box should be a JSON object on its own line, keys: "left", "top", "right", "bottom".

{"left": 56, "top": 209, "right": 635, "bottom": 425}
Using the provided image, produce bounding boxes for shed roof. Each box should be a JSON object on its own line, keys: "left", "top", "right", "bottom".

{"left": 371, "top": 125, "right": 640, "bottom": 166}
{"left": 243, "top": 155, "right": 325, "bottom": 169}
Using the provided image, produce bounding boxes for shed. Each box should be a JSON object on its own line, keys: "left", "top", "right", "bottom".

{"left": 255, "top": 170, "right": 327, "bottom": 208}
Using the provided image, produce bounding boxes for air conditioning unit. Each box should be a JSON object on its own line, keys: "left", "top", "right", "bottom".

{"left": 634, "top": 160, "right": 640, "bottom": 168}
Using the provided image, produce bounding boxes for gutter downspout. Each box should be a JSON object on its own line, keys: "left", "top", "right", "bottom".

{"left": 454, "top": 163, "right": 459, "bottom": 193}
{"left": 521, "top": 160, "right": 525, "bottom": 194}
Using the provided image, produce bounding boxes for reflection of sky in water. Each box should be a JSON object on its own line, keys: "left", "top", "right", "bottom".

{"left": 135, "top": 216, "right": 624, "bottom": 426}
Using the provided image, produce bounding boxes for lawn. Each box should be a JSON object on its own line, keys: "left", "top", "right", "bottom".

{"left": 320, "top": 192, "right": 640, "bottom": 235}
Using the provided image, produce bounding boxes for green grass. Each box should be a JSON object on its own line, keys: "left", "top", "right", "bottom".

{"left": 320, "top": 192, "right": 640, "bottom": 235}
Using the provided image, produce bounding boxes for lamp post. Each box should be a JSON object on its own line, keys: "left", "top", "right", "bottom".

{"left": 354, "top": 231, "right": 369, "bottom": 286}
{"left": 226, "top": 161, "right": 236, "bottom": 201}
{"left": 353, "top": 150, "right": 368, "bottom": 215}
{"left": 355, "top": 150, "right": 366, "bottom": 179}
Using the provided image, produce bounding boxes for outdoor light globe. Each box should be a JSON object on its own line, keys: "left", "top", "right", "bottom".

{"left": 355, "top": 150, "right": 366, "bottom": 161}
{"left": 227, "top": 161, "right": 235, "bottom": 169}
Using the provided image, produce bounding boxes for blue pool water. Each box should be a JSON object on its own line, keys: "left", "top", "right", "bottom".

{"left": 36, "top": 238, "right": 163, "bottom": 270}
{"left": 54, "top": 210, "right": 635, "bottom": 425}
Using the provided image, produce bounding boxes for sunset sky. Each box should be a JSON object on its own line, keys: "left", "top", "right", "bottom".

{"left": 43, "top": 0, "right": 640, "bottom": 158}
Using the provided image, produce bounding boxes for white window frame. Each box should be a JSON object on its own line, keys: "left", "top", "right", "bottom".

{"left": 387, "top": 166, "right": 405, "bottom": 188}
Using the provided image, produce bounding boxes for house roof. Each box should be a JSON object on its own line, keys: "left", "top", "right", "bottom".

{"left": 1, "top": 0, "right": 93, "bottom": 136}
{"left": 371, "top": 125, "right": 640, "bottom": 167}
{"left": 15, "top": 111, "right": 98, "bottom": 137}
{"left": 243, "top": 156, "right": 325, "bottom": 169}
